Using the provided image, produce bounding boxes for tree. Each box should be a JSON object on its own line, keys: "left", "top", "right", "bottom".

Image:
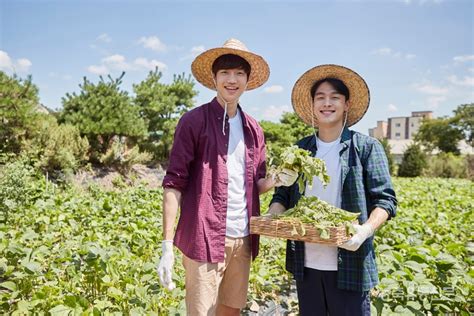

{"left": 415, "top": 117, "right": 463, "bottom": 154}
{"left": 0, "top": 71, "right": 41, "bottom": 154}
{"left": 452, "top": 103, "right": 473, "bottom": 146}
{"left": 60, "top": 73, "right": 147, "bottom": 161}
{"left": 280, "top": 112, "right": 314, "bottom": 141}
{"left": 398, "top": 143, "right": 427, "bottom": 177}
{"left": 380, "top": 138, "right": 395, "bottom": 175}
{"left": 133, "top": 69, "right": 197, "bottom": 160}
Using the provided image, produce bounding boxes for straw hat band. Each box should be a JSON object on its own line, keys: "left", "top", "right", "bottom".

{"left": 191, "top": 38, "right": 270, "bottom": 91}
{"left": 291, "top": 64, "right": 370, "bottom": 127}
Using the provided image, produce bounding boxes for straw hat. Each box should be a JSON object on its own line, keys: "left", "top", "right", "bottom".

{"left": 291, "top": 64, "right": 370, "bottom": 127}
{"left": 191, "top": 38, "right": 270, "bottom": 91}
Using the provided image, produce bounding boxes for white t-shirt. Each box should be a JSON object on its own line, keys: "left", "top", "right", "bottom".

{"left": 304, "top": 136, "right": 342, "bottom": 271}
{"left": 225, "top": 111, "right": 249, "bottom": 237}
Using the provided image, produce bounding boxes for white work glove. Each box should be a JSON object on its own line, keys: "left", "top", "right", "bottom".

{"left": 157, "top": 240, "right": 176, "bottom": 290}
{"left": 339, "top": 223, "right": 374, "bottom": 252}
{"left": 273, "top": 168, "right": 298, "bottom": 187}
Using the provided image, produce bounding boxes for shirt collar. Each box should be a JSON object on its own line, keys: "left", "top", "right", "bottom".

{"left": 210, "top": 97, "right": 250, "bottom": 128}
{"left": 310, "top": 126, "right": 351, "bottom": 151}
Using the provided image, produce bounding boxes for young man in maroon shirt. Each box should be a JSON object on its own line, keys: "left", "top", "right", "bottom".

{"left": 157, "top": 38, "right": 297, "bottom": 315}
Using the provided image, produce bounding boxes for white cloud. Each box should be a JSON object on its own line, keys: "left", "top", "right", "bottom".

{"left": 427, "top": 96, "right": 446, "bottom": 109}
{"left": 0, "top": 51, "right": 13, "bottom": 71}
{"left": 97, "top": 33, "right": 111, "bottom": 43}
{"left": 180, "top": 45, "right": 206, "bottom": 61}
{"left": 447, "top": 75, "right": 474, "bottom": 87}
{"left": 262, "top": 105, "right": 292, "bottom": 121}
{"left": 88, "top": 55, "right": 167, "bottom": 75}
{"left": 413, "top": 83, "right": 448, "bottom": 95}
{"left": 87, "top": 65, "right": 108, "bottom": 75}
{"left": 263, "top": 85, "right": 284, "bottom": 93}
{"left": 102, "top": 54, "right": 126, "bottom": 64}
{"left": 388, "top": 104, "right": 398, "bottom": 112}
{"left": 102, "top": 54, "right": 132, "bottom": 71}
{"left": 139, "top": 36, "right": 167, "bottom": 52}
{"left": 133, "top": 58, "right": 167, "bottom": 71}
{"left": 469, "top": 68, "right": 474, "bottom": 73}
{"left": 372, "top": 47, "right": 392, "bottom": 56}
{"left": 372, "top": 47, "right": 415, "bottom": 60}
{"left": 191, "top": 46, "right": 205, "bottom": 56}
{"left": 0, "top": 50, "right": 32, "bottom": 73}
{"left": 453, "top": 55, "right": 474, "bottom": 63}
{"left": 16, "top": 58, "right": 32, "bottom": 72}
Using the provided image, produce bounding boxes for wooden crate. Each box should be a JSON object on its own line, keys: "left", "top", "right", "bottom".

{"left": 250, "top": 216, "right": 351, "bottom": 245}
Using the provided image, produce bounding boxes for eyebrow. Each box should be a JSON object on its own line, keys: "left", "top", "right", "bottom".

{"left": 315, "top": 91, "right": 342, "bottom": 95}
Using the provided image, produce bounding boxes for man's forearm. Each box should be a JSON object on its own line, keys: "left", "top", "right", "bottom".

{"left": 257, "top": 177, "right": 276, "bottom": 194}
{"left": 163, "top": 188, "right": 181, "bottom": 240}
{"left": 268, "top": 202, "right": 286, "bottom": 215}
{"left": 365, "top": 207, "right": 389, "bottom": 231}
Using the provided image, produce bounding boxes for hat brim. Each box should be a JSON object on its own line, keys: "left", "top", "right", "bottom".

{"left": 191, "top": 47, "right": 270, "bottom": 91}
{"left": 291, "top": 64, "right": 370, "bottom": 127}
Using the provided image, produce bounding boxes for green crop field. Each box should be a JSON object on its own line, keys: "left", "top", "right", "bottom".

{"left": 1, "top": 177, "right": 472, "bottom": 315}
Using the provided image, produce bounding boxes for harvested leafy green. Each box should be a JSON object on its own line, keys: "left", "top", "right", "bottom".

{"left": 269, "top": 145, "right": 330, "bottom": 193}
{"left": 275, "top": 196, "right": 360, "bottom": 239}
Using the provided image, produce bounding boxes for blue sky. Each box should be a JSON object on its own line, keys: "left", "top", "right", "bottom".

{"left": 1, "top": 0, "right": 473, "bottom": 134}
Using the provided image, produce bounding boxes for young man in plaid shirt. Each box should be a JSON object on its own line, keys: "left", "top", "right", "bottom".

{"left": 268, "top": 64, "right": 397, "bottom": 315}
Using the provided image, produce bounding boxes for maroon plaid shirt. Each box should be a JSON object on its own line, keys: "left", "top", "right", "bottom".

{"left": 162, "top": 98, "right": 266, "bottom": 263}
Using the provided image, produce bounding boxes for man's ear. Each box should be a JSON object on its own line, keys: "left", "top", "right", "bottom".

{"left": 345, "top": 100, "right": 351, "bottom": 112}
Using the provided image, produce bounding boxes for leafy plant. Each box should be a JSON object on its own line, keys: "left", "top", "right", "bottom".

{"left": 1, "top": 176, "right": 471, "bottom": 315}
{"left": 275, "top": 196, "right": 359, "bottom": 238}
{"left": 269, "top": 145, "right": 329, "bottom": 193}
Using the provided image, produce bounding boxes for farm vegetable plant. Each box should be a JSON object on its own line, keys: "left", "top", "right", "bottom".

{"left": 268, "top": 145, "right": 330, "bottom": 193}
{"left": 0, "top": 161, "right": 472, "bottom": 315}
{"left": 275, "top": 196, "right": 360, "bottom": 239}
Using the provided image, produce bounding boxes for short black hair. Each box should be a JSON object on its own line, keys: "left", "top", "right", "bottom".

{"left": 310, "top": 78, "right": 350, "bottom": 101}
{"left": 212, "top": 54, "right": 251, "bottom": 76}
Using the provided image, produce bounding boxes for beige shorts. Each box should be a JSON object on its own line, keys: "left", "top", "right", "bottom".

{"left": 182, "top": 236, "right": 251, "bottom": 316}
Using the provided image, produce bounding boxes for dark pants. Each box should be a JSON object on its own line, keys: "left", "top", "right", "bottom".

{"left": 296, "top": 268, "right": 370, "bottom": 316}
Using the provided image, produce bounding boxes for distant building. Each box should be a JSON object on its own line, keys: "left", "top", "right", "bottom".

{"left": 369, "top": 111, "right": 435, "bottom": 164}
{"left": 368, "top": 121, "right": 387, "bottom": 140}
{"left": 369, "top": 111, "right": 433, "bottom": 140}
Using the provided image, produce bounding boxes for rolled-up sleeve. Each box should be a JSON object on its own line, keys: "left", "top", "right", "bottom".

{"left": 363, "top": 140, "right": 397, "bottom": 219}
{"left": 270, "top": 185, "right": 293, "bottom": 210}
{"left": 162, "top": 114, "right": 198, "bottom": 193}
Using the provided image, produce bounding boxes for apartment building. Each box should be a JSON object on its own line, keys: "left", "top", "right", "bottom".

{"left": 369, "top": 111, "right": 433, "bottom": 140}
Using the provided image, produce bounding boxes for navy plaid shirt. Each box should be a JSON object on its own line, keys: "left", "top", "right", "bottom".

{"left": 271, "top": 128, "right": 397, "bottom": 292}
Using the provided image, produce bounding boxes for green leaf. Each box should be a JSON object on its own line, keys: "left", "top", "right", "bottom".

{"left": 0, "top": 281, "right": 17, "bottom": 291}
{"left": 22, "top": 261, "right": 41, "bottom": 274}
{"left": 48, "top": 304, "right": 72, "bottom": 316}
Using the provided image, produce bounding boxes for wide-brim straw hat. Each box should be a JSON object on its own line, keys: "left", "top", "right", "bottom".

{"left": 191, "top": 38, "right": 270, "bottom": 91}
{"left": 291, "top": 64, "right": 370, "bottom": 127}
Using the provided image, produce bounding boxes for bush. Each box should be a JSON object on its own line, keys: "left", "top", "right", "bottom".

{"left": 100, "top": 138, "right": 152, "bottom": 173}
{"left": 24, "top": 116, "right": 90, "bottom": 173}
{"left": 467, "top": 155, "right": 474, "bottom": 180}
{"left": 423, "top": 153, "right": 468, "bottom": 178}
{"left": 398, "top": 143, "right": 427, "bottom": 177}
{"left": 40, "top": 123, "right": 89, "bottom": 172}
{"left": 380, "top": 138, "right": 395, "bottom": 175}
{"left": 0, "top": 157, "right": 38, "bottom": 223}
{"left": 0, "top": 72, "right": 41, "bottom": 154}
